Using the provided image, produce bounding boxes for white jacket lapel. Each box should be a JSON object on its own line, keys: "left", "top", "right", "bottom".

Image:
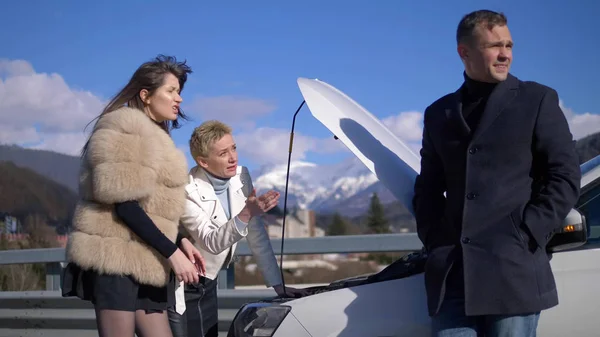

{"left": 228, "top": 173, "right": 247, "bottom": 217}
{"left": 188, "top": 168, "right": 227, "bottom": 224}
{"left": 187, "top": 166, "right": 247, "bottom": 226}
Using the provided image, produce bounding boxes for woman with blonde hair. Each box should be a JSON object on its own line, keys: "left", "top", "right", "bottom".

{"left": 62, "top": 55, "right": 206, "bottom": 337}
{"left": 168, "top": 120, "right": 307, "bottom": 337}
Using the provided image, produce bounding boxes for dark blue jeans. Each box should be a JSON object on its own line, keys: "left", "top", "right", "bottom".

{"left": 432, "top": 294, "right": 540, "bottom": 337}
{"left": 168, "top": 277, "right": 219, "bottom": 337}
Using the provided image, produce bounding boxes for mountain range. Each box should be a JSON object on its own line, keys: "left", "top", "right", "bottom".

{"left": 0, "top": 161, "right": 77, "bottom": 233}
{"left": 0, "top": 144, "right": 80, "bottom": 192}
{"left": 0, "top": 143, "right": 408, "bottom": 217}
{"left": 252, "top": 130, "right": 600, "bottom": 217}
{"left": 251, "top": 157, "right": 404, "bottom": 217}
{"left": 2, "top": 130, "right": 599, "bottom": 228}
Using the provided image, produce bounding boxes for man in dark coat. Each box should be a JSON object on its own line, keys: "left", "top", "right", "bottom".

{"left": 412, "top": 9, "right": 581, "bottom": 336}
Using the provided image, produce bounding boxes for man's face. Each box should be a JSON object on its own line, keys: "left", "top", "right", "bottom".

{"left": 458, "top": 24, "right": 513, "bottom": 83}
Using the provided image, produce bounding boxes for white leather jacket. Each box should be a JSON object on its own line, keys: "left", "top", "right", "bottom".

{"left": 180, "top": 165, "right": 282, "bottom": 286}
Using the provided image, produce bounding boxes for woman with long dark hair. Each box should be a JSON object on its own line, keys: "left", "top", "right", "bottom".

{"left": 62, "top": 55, "right": 206, "bottom": 337}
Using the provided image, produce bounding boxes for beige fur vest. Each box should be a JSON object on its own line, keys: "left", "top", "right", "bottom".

{"left": 66, "top": 107, "right": 188, "bottom": 287}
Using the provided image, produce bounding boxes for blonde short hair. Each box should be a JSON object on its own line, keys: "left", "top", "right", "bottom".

{"left": 189, "top": 120, "right": 233, "bottom": 159}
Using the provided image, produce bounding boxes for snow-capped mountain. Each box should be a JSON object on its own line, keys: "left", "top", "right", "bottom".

{"left": 251, "top": 156, "right": 397, "bottom": 215}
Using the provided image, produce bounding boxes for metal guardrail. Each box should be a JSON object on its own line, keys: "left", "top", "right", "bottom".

{"left": 0, "top": 233, "right": 423, "bottom": 290}
{"left": 0, "top": 234, "right": 423, "bottom": 336}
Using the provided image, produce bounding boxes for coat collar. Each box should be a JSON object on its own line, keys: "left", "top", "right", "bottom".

{"left": 449, "top": 73, "right": 519, "bottom": 141}
{"left": 186, "top": 166, "right": 244, "bottom": 201}
{"left": 448, "top": 91, "right": 470, "bottom": 138}
{"left": 186, "top": 166, "right": 247, "bottom": 223}
{"left": 472, "top": 73, "right": 519, "bottom": 140}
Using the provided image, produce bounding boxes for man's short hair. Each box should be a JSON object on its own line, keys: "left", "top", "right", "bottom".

{"left": 189, "top": 120, "right": 232, "bottom": 159}
{"left": 456, "top": 10, "right": 508, "bottom": 45}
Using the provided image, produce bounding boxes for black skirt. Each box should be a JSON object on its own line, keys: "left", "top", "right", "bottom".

{"left": 61, "top": 262, "right": 176, "bottom": 313}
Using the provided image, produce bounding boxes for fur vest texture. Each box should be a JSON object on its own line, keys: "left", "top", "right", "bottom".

{"left": 66, "top": 107, "right": 189, "bottom": 287}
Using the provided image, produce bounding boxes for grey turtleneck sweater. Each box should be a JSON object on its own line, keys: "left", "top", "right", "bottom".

{"left": 205, "top": 170, "right": 248, "bottom": 232}
{"left": 205, "top": 171, "right": 232, "bottom": 219}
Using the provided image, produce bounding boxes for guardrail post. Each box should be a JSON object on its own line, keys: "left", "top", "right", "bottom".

{"left": 46, "top": 262, "right": 62, "bottom": 291}
{"left": 218, "top": 267, "right": 235, "bottom": 289}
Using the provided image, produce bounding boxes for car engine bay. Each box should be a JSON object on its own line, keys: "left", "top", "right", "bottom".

{"left": 267, "top": 249, "right": 428, "bottom": 302}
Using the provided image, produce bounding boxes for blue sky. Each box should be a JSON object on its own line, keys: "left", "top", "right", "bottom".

{"left": 1, "top": 0, "right": 598, "bottom": 172}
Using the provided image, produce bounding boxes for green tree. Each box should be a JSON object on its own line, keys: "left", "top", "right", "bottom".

{"left": 366, "top": 192, "right": 389, "bottom": 234}
{"left": 327, "top": 212, "right": 348, "bottom": 236}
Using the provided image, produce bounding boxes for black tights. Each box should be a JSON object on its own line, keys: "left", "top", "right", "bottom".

{"left": 95, "top": 308, "right": 174, "bottom": 337}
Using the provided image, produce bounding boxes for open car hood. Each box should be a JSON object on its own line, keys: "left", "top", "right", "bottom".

{"left": 281, "top": 78, "right": 428, "bottom": 298}
{"left": 297, "top": 77, "right": 420, "bottom": 215}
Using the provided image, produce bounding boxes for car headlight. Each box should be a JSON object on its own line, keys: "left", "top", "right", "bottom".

{"left": 228, "top": 303, "right": 291, "bottom": 337}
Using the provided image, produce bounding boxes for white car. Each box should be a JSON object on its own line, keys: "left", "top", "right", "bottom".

{"left": 227, "top": 78, "right": 600, "bottom": 337}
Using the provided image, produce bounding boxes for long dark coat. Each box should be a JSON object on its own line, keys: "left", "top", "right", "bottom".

{"left": 413, "top": 73, "right": 581, "bottom": 316}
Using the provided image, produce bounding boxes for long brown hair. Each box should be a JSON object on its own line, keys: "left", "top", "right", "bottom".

{"left": 81, "top": 54, "right": 192, "bottom": 156}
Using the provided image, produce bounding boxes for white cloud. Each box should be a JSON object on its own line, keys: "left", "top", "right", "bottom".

{"left": 234, "top": 127, "right": 341, "bottom": 166}
{"left": 233, "top": 97, "right": 600, "bottom": 169}
{"left": 187, "top": 95, "right": 277, "bottom": 130}
{"left": 232, "top": 110, "right": 426, "bottom": 167}
{"left": 568, "top": 113, "right": 600, "bottom": 140}
{"left": 379, "top": 102, "right": 600, "bottom": 157}
{"left": 0, "top": 124, "right": 41, "bottom": 147}
{"left": 382, "top": 111, "right": 424, "bottom": 143}
{"left": 0, "top": 59, "right": 35, "bottom": 77}
{"left": 560, "top": 100, "right": 600, "bottom": 140}
{"left": 0, "top": 59, "right": 104, "bottom": 155}
{"left": 381, "top": 111, "right": 424, "bottom": 155}
{"left": 3, "top": 58, "right": 596, "bottom": 164}
{"left": 231, "top": 111, "right": 425, "bottom": 167}
{"left": 31, "top": 131, "right": 90, "bottom": 156}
